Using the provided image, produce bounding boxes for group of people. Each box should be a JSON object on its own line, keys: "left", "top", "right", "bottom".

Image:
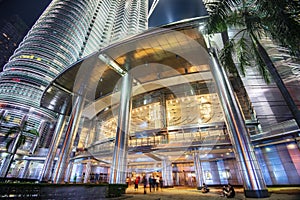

{"left": 148, "top": 175, "right": 163, "bottom": 192}
{"left": 221, "top": 184, "right": 235, "bottom": 198}
{"left": 128, "top": 178, "right": 235, "bottom": 198}
{"left": 127, "top": 175, "right": 163, "bottom": 193}
{"left": 201, "top": 183, "right": 210, "bottom": 193}
{"left": 201, "top": 183, "right": 235, "bottom": 198}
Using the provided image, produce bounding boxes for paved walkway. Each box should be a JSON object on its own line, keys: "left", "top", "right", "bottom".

{"left": 118, "top": 186, "right": 300, "bottom": 200}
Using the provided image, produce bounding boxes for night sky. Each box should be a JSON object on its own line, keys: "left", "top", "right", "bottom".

{"left": 148, "top": 0, "right": 208, "bottom": 27}
{"left": 0, "top": 0, "right": 208, "bottom": 29}
{"left": 0, "top": 0, "right": 52, "bottom": 28}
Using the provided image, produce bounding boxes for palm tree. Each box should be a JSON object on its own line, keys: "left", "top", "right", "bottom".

{"left": 1, "top": 116, "right": 39, "bottom": 178}
{"left": 204, "top": 0, "right": 300, "bottom": 128}
{"left": 256, "top": 0, "right": 300, "bottom": 55}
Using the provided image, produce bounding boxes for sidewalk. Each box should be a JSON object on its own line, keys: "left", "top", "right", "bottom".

{"left": 120, "top": 186, "right": 300, "bottom": 200}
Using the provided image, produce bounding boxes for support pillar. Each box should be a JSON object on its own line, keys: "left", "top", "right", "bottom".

{"left": 29, "top": 123, "right": 44, "bottom": 155}
{"left": 76, "top": 161, "right": 84, "bottom": 183}
{"left": 19, "top": 160, "right": 30, "bottom": 178}
{"left": 53, "top": 95, "right": 85, "bottom": 183}
{"left": 209, "top": 49, "right": 269, "bottom": 198}
{"left": 84, "top": 160, "right": 92, "bottom": 183}
{"left": 39, "top": 103, "right": 68, "bottom": 182}
{"left": 161, "top": 158, "right": 173, "bottom": 187}
{"left": 0, "top": 155, "right": 13, "bottom": 177}
{"left": 65, "top": 160, "right": 74, "bottom": 183}
{"left": 160, "top": 93, "right": 169, "bottom": 143}
{"left": 193, "top": 152, "right": 204, "bottom": 189}
{"left": 109, "top": 72, "right": 132, "bottom": 184}
{"left": 161, "top": 93, "right": 167, "bottom": 128}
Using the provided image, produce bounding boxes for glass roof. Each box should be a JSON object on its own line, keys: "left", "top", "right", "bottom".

{"left": 40, "top": 17, "right": 211, "bottom": 116}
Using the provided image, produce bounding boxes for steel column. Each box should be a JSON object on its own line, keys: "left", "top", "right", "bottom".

{"left": 193, "top": 152, "right": 204, "bottom": 189}
{"left": 39, "top": 102, "right": 68, "bottom": 182}
{"left": 19, "top": 160, "right": 30, "bottom": 178}
{"left": 109, "top": 72, "right": 133, "bottom": 184}
{"left": 53, "top": 95, "right": 85, "bottom": 183}
{"left": 161, "top": 158, "right": 173, "bottom": 187}
{"left": 84, "top": 160, "right": 92, "bottom": 183}
{"left": 209, "top": 49, "right": 269, "bottom": 198}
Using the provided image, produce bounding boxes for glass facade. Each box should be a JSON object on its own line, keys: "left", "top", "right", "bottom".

{"left": 35, "top": 17, "right": 298, "bottom": 197}
{"left": 0, "top": 0, "right": 147, "bottom": 179}
{"left": 0, "top": 1, "right": 299, "bottom": 198}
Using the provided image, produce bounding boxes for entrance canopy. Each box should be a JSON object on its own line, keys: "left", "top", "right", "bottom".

{"left": 40, "top": 17, "right": 211, "bottom": 117}
{"left": 39, "top": 17, "right": 236, "bottom": 174}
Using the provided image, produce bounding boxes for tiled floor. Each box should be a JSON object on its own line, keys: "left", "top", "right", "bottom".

{"left": 119, "top": 186, "right": 300, "bottom": 200}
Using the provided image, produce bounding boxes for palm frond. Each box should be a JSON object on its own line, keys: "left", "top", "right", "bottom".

{"left": 205, "top": 0, "right": 242, "bottom": 34}
{"left": 205, "top": 0, "right": 241, "bottom": 18}
{"left": 28, "top": 129, "right": 39, "bottom": 137}
{"left": 0, "top": 115, "right": 8, "bottom": 122}
{"left": 236, "top": 37, "right": 251, "bottom": 76}
{"left": 17, "top": 135, "right": 27, "bottom": 149}
{"left": 219, "top": 40, "right": 238, "bottom": 75}
{"left": 6, "top": 126, "right": 21, "bottom": 136}
{"left": 257, "top": 0, "right": 300, "bottom": 55}
{"left": 3, "top": 121, "right": 39, "bottom": 153}
{"left": 206, "top": 13, "right": 227, "bottom": 34}
{"left": 250, "top": 36, "right": 271, "bottom": 83}
{"left": 226, "top": 10, "right": 245, "bottom": 28}
{"left": 4, "top": 126, "right": 21, "bottom": 151}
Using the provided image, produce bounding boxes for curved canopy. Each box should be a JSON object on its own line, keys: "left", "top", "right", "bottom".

{"left": 40, "top": 17, "right": 211, "bottom": 116}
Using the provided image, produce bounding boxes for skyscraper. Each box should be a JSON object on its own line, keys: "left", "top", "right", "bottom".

{"left": 0, "top": 0, "right": 147, "bottom": 177}
{"left": 0, "top": 15, "right": 27, "bottom": 71}
{"left": 0, "top": 1, "right": 299, "bottom": 198}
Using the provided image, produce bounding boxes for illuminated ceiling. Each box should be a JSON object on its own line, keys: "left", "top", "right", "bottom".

{"left": 40, "top": 17, "right": 210, "bottom": 117}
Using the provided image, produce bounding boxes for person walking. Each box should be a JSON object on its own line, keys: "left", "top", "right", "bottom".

{"left": 149, "top": 176, "right": 153, "bottom": 192}
{"left": 142, "top": 175, "right": 147, "bottom": 194}
{"left": 126, "top": 177, "right": 130, "bottom": 187}
{"left": 155, "top": 176, "right": 160, "bottom": 191}
{"left": 134, "top": 177, "right": 139, "bottom": 191}
{"left": 159, "top": 176, "right": 163, "bottom": 191}
{"left": 73, "top": 173, "right": 77, "bottom": 183}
